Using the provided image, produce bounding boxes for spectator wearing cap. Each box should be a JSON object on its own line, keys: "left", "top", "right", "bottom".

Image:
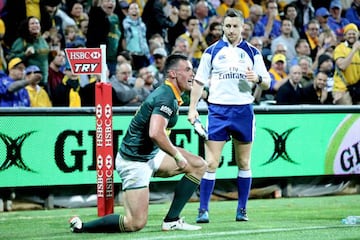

{"left": 315, "top": 7, "right": 331, "bottom": 32}
{"left": 149, "top": 47, "right": 168, "bottom": 88}
{"left": 118, "top": 0, "right": 130, "bottom": 16}
{"left": 253, "top": 53, "right": 288, "bottom": 103}
{"left": 328, "top": 0, "right": 350, "bottom": 42}
{"left": 268, "top": 54, "right": 288, "bottom": 91}
{"left": 114, "top": 0, "right": 129, "bottom": 30}
{"left": 0, "top": 58, "right": 34, "bottom": 107}
{"left": 332, "top": 23, "right": 360, "bottom": 104}
{"left": 346, "top": 0, "right": 360, "bottom": 29}
{"left": 25, "top": 65, "right": 52, "bottom": 107}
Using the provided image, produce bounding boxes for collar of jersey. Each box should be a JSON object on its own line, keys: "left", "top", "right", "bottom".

{"left": 222, "top": 35, "right": 243, "bottom": 46}
{"left": 165, "top": 80, "right": 183, "bottom": 106}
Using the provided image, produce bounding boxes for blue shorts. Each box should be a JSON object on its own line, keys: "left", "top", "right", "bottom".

{"left": 207, "top": 104, "right": 254, "bottom": 142}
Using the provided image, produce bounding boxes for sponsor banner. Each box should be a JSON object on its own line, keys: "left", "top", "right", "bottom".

{"left": 325, "top": 115, "right": 360, "bottom": 174}
{"left": 65, "top": 48, "right": 102, "bottom": 75}
{"left": 0, "top": 112, "right": 359, "bottom": 187}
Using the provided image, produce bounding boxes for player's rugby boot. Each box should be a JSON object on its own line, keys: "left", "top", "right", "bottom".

{"left": 69, "top": 216, "right": 83, "bottom": 233}
{"left": 162, "top": 217, "right": 201, "bottom": 231}
{"left": 236, "top": 208, "right": 249, "bottom": 221}
{"left": 196, "top": 209, "right": 209, "bottom": 223}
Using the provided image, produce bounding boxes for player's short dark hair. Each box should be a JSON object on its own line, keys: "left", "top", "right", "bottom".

{"left": 164, "top": 54, "right": 188, "bottom": 75}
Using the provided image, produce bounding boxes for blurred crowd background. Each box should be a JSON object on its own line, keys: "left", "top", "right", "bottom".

{"left": 0, "top": 0, "right": 359, "bottom": 107}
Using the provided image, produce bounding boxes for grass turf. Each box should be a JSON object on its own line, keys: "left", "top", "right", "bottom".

{"left": 1, "top": 194, "right": 359, "bottom": 240}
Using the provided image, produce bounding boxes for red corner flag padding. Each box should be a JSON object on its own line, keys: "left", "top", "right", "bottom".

{"left": 95, "top": 82, "right": 114, "bottom": 216}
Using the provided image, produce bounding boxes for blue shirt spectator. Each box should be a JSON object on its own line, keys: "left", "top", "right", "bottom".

{"left": 345, "top": 0, "right": 360, "bottom": 29}
{"left": 328, "top": 0, "right": 350, "bottom": 41}
{"left": 0, "top": 58, "right": 30, "bottom": 107}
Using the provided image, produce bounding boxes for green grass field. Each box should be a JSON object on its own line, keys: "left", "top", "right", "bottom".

{"left": 1, "top": 195, "right": 359, "bottom": 240}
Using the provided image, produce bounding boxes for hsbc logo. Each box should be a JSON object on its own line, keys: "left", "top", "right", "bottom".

{"left": 105, "top": 104, "right": 111, "bottom": 119}
{"left": 96, "top": 104, "right": 102, "bottom": 118}
{"left": 67, "top": 51, "right": 101, "bottom": 60}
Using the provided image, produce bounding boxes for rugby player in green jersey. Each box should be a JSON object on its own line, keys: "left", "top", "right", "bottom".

{"left": 70, "top": 54, "right": 207, "bottom": 233}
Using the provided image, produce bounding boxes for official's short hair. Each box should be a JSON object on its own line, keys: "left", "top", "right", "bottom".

{"left": 224, "top": 8, "right": 244, "bottom": 22}
{"left": 164, "top": 54, "right": 189, "bottom": 75}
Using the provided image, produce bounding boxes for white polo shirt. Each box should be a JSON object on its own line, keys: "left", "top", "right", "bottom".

{"left": 195, "top": 36, "right": 270, "bottom": 105}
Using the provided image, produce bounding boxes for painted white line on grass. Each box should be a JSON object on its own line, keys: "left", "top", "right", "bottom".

{"left": 28, "top": 225, "right": 356, "bottom": 240}
{"left": 135, "top": 225, "right": 355, "bottom": 240}
{"left": 0, "top": 214, "right": 93, "bottom": 221}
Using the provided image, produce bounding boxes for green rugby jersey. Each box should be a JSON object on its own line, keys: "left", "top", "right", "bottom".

{"left": 119, "top": 81, "right": 183, "bottom": 162}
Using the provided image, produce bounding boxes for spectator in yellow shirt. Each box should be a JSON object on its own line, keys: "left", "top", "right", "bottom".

{"left": 25, "top": 65, "right": 52, "bottom": 107}
{"left": 179, "top": 16, "right": 208, "bottom": 70}
{"left": 234, "top": 0, "right": 254, "bottom": 19}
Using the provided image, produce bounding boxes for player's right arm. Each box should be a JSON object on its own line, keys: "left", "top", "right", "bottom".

{"left": 188, "top": 49, "right": 211, "bottom": 124}
{"left": 188, "top": 80, "right": 204, "bottom": 124}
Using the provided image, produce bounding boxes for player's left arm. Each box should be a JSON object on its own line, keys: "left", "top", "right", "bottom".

{"left": 149, "top": 113, "right": 188, "bottom": 168}
{"left": 252, "top": 54, "right": 271, "bottom": 90}
{"left": 149, "top": 114, "right": 177, "bottom": 157}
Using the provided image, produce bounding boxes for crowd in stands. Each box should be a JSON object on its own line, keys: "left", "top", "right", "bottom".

{"left": 0, "top": 0, "right": 359, "bottom": 107}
